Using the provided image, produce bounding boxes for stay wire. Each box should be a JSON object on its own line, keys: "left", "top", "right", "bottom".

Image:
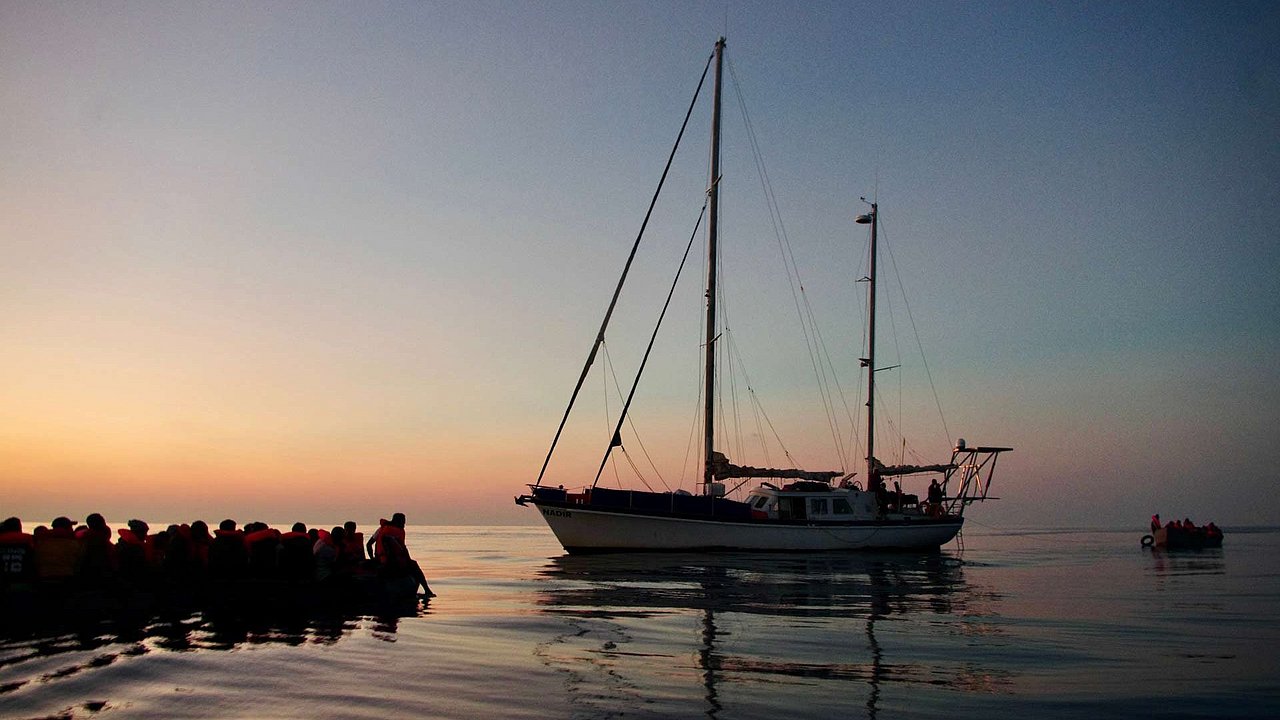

{"left": 878, "top": 215, "right": 952, "bottom": 450}
{"left": 728, "top": 58, "right": 845, "bottom": 468}
{"left": 535, "top": 50, "right": 715, "bottom": 486}
{"left": 592, "top": 202, "right": 708, "bottom": 488}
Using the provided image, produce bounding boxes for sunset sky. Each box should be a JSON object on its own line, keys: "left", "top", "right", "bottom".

{"left": 3, "top": 2, "right": 1277, "bottom": 528}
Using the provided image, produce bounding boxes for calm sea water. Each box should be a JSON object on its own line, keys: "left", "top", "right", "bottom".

{"left": 2, "top": 524, "right": 1277, "bottom": 719}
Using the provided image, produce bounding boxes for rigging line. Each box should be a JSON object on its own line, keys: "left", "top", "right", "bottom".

{"left": 727, "top": 331, "right": 773, "bottom": 467}
{"left": 750, "top": 387, "right": 799, "bottom": 467}
{"left": 713, "top": 228, "right": 744, "bottom": 463}
{"left": 602, "top": 342, "right": 622, "bottom": 487}
{"left": 619, "top": 447, "right": 655, "bottom": 492}
{"left": 798, "top": 287, "right": 850, "bottom": 466}
{"left": 603, "top": 341, "right": 670, "bottom": 491}
{"left": 871, "top": 382, "right": 927, "bottom": 465}
{"left": 878, "top": 215, "right": 952, "bottom": 448}
{"left": 729, "top": 59, "right": 844, "bottom": 465}
{"left": 681, "top": 345, "right": 704, "bottom": 490}
{"left": 535, "top": 50, "right": 715, "bottom": 487}
{"left": 592, "top": 202, "right": 708, "bottom": 487}
{"left": 721, "top": 310, "right": 748, "bottom": 464}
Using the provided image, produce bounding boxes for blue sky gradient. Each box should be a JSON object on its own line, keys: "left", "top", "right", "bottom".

{"left": 3, "top": 2, "right": 1277, "bottom": 527}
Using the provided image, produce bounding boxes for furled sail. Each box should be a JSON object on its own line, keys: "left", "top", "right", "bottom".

{"left": 871, "top": 456, "right": 954, "bottom": 477}
{"left": 709, "top": 451, "right": 842, "bottom": 482}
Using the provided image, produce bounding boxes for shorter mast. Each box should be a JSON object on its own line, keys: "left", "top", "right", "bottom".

{"left": 856, "top": 202, "right": 878, "bottom": 481}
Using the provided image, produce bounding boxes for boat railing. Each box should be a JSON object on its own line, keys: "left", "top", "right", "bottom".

{"left": 942, "top": 446, "right": 1011, "bottom": 515}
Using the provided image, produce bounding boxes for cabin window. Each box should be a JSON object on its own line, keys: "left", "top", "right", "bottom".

{"left": 753, "top": 496, "right": 769, "bottom": 509}
{"left": 809, "top": 498, "right": 829, "bottom": 516}
{"left": 833, "top": 498, "right": 852, "bottom": 514}
{"left": 780, "top": 498, "right": 806, "bottom": 520}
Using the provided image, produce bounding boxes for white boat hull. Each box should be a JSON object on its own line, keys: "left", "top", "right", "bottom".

{"left": 532, "top": 503, "right": 962, "bottom": 552}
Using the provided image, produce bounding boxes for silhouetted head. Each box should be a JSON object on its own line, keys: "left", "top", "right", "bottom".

{"left": 191, "top": 520, "right": 210, "bottom": 540}
{"left": 331, "top": 527, "right": 346, "bottom": 543}
{"left": 391, "top": 513, "right": 406, "bottom": 528}
{"left": 344, "top": 521, "right": 357, "bottom": 533}
{"left": 1, "top": 517, "right": 20, "bottom": 533}
{"left": 128, "top": 519, "right": 149, "bottom": 536}
{"left": 85, "top": 513, "right": 107, "bottom": 531}
{"left": 52, "top": 516, "right": 73, "bottom": 530}
{"left": 308, "top": 528, "right": 319, "bottom": 541}
{"left": 292, "top": 522, "right": 306, "bottom": 533}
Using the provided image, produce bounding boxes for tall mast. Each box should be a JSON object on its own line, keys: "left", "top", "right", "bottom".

{"left": 702, "top": 37, "right": 725, "bottom": 494}
{"left": 857, "top": 202, "right": 878, "bottom": 481}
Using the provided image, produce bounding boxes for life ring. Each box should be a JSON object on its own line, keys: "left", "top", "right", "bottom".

{"left": 1140, "top": 534, "right": 1154, "bottom": 547}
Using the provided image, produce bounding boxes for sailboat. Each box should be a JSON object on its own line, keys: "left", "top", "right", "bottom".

{"left": 517, "top": 38, "right": 1010, "bottom": 553}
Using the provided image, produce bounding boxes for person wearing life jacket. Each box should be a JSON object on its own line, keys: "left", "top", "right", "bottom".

{"left": 189, "top": 520, "right": 212, "bottom": 576}
{"left": 244, "top": 522, "right": 281, "bottom": 578}
{"left": 277, "top": 522, "right": 313, "bottom": 583}
{"left": 77, "top": 513, "right": 117, "bottom": 587}
{"left": 34, "top": 516, "right": 82, "bottom": 584}
{"left": 0, "top": 517, "right": 37, "bottom": 593}
{"left": 159, "top": 524, "right": 194, "bottom": 583}
{"left": 367, "top": 514, "right": 409, "bottom": 561}
{"left": 116, "top": 520, "right": 151, "bottom": 583}
{"left": 370, "top": 513, "right": 434, "bottom": 597}
{"left": 313, "top": 526, "right": 345, "bottom": 585}
{"left": 209, "top": 519, "right": 247, "bottom": 581}
{"left": 1150, "top": 514, "right": 1161, "bottom": 532}
{"left": 342, "top": 521, "right": 365, "bottom": 562}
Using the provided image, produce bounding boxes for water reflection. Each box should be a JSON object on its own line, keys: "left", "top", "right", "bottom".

{"left": 0, "top": 593, "right": 422, "bottom": 698}
{"left": 532, "top": 552, "right": 1008, "bottom": 718}
{"left": 1147, "top": 547, "right": 1227, "bottom": 579}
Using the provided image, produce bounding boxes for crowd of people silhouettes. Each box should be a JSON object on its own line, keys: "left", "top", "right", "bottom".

{"left": 0, "top": 511, "right": 433, "bottom": 602}
{"left": 1149, "top": 514, "right": 1223, "bottom": 541}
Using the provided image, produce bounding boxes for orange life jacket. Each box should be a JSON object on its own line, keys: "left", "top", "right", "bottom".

{"left": 244, "top": 527, "right": 281, "bottom": 548}
{"left": 373, "top": 521, "right": 407, "bottom": 561}
{"left": 0, "top": 531, "right": 36, "bottom": 583}
{"left": 34, "top": 527, "right": 80, "bottom": 580}
{"left": 0, "top": 531, "right": 34, "bottom": 549}
{"left": 343, "top": 530, "right": 363, "bottom": 558}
